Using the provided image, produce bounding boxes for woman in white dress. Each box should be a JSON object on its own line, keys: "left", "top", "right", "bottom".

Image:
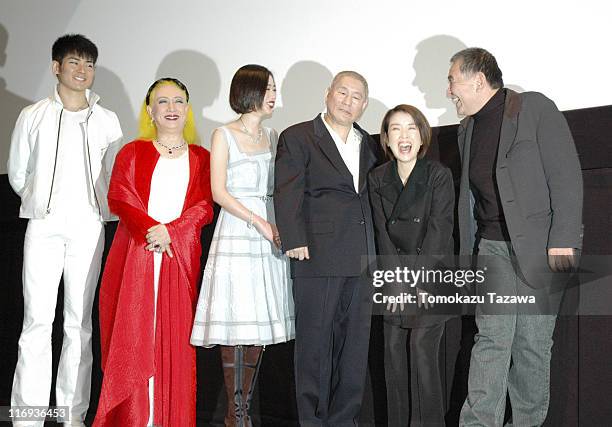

{"left": 191, "top": 65, "right": 294, "bottom": 426}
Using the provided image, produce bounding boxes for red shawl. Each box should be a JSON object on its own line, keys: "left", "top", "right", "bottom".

{"left": 94, "top": 140, "right": 213, "bottom": 427}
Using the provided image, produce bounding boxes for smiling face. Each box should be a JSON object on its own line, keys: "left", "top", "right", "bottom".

{"left": 258, "top": 75, "right": 277, "bottom": 117}
{"left": 146, "top": 83, "right": 189, "bottom": 135}
{"left": 385, "top": 111, "right": 423, "bottom": 165}
{"left": 446, "top": 59, "right": 482, "bottom": 117}
{"left": 325, "top": 75, "right": 368, "bottom": 127}
{"left": 52, "top": 54, "right": 95, "bottom": 93}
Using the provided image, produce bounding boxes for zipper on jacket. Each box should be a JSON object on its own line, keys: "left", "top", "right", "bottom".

{"left": 45, "top": 109, "right": 63, "bottom": 215}
{"left": 83, "top": 110, "right": 102, "bottom": 216}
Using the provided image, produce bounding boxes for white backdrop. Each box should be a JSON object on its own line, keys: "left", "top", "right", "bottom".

{"left": 1, "top": 0, "right": 610, "bottom": 172}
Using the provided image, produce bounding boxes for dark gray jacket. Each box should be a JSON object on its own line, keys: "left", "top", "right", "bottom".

{"left": 457, "top": 89, "right": 583, "bottom": 288}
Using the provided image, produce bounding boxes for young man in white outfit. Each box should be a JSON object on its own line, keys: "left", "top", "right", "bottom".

{"left": 7, "top": 34, "right": 123, "bottom": 427}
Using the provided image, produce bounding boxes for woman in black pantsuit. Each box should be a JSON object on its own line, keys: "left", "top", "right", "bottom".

{"left": 368, "top": 104, "right": 455, "bottom": 426}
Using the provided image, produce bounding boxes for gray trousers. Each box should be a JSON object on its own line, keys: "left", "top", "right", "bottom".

{"left": 460, "top": 239, "right": 560, "bottom": 427}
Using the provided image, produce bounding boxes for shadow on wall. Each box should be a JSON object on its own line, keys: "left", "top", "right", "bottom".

{"left": 0, "top": 23, "right": 33, "bottom": 174}
{"left": 412, "top": 35, "right": 468, "bottom": 126}
{"left": 156, "top": 50, "right": 223, "bottom": 149}
{"left": 94, "top": 66, "right": 136, "bottom": 143}
{"left": 268, "top": 60, "right": 332, "bottom": 133}
{"left": 412, "top": 35, "right": 526, "bottom": 126}
{"left": 360, "top": 97, "right": 389, "bottom": 136}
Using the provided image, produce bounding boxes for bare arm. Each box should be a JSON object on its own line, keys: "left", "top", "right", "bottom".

{"left": 210, "top": 128, "right": 277, "bottom": 245}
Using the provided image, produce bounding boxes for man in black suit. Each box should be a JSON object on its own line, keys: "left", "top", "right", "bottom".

{"left": 274, "top": 71, "right": 380, "bottom": 426}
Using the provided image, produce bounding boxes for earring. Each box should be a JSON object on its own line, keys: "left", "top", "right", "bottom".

{"left": 150, "top": 117, "right": 155, "bottom": 126}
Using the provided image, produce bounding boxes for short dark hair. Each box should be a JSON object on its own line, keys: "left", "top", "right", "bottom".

{"left": 229, "top": 64, "right": 273, "bottom": 114}
{"left": 450, "top": 47, "right": 503, "bottom": 89}
{"left": 52, "top": 34, "right": 98, "bottom": 64}
{"left": 145, "top": 77, "right": 190, "bottom": 105}
{"left": 380, "top": 104, "right": 432, "bottom": 160}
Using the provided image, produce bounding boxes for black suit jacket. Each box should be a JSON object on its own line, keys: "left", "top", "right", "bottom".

{"left": 369, "top": 158, "right": 455, "bottom": 327}
{"left": 274, "top": 115, "right": 380, "bottom": 278}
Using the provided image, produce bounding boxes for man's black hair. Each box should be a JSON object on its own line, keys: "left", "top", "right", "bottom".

{"left": 52, "top": 34, "right": 98, "bottom": 64}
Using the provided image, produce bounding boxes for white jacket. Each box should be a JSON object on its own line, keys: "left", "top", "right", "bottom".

{"left": 7, "top": 87, "right": 123, "bottom": 221}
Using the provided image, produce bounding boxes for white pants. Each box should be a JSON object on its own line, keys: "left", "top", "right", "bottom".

{"left": 11, "top": 214, "right": 104, "bottom": 427}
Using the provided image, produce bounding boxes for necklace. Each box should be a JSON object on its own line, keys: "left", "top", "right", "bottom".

{"left": 239, "top": 116, "right": 263, "bottom": 144}
{"left": 155, "top": 139, "right": 186, "bottom": 155}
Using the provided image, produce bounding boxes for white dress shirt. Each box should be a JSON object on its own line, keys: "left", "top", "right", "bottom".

{"left": 320, "top": 112, "right": 362, "bottom": 192}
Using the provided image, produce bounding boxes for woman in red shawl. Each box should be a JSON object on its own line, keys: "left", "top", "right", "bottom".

{"left": 94, "top": 78, "right": 213, "bottom": 426}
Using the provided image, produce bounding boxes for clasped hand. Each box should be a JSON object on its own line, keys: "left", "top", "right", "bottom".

{"left": 387, "top": 287, "right": 432, "bottom": 313}
{"left": 145, "top": 224, "right": 174, "bottom": 258}
{"left": 253, "top": 217, "right": 282, "bottom": 249}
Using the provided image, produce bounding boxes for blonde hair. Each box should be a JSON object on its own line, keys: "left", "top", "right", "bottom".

{"left": 138, "top": 78, "right": 199, "bottom": 145}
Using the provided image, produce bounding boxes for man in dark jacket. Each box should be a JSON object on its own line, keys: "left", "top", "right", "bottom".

{"left": 448, "top": 48, "right": 582, "bottom": 426}
{"left": 274, "top": 71, "right": 379, "bottom": 426}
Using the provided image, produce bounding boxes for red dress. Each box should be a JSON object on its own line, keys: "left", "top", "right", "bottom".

{"left": 94, "top": 140, "right": 213, "bottom": 426}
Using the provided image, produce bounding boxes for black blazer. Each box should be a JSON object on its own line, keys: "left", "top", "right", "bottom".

{"left": 274, "top": 115, "right": 380, "bottom": 278}
{"left": 369, "top": 158, "right": 455, "bottom": 327}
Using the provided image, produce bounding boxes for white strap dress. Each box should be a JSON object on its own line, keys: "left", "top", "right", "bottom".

{"left": 191, "top": 126, "right": 295, "bottom": 346}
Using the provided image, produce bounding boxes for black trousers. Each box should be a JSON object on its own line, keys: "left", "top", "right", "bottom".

{"left": 293, "top": 276, "right": 373, "bottom": 427}
{"left": 384, "top": 320, "right": 447, "bottom": 427}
